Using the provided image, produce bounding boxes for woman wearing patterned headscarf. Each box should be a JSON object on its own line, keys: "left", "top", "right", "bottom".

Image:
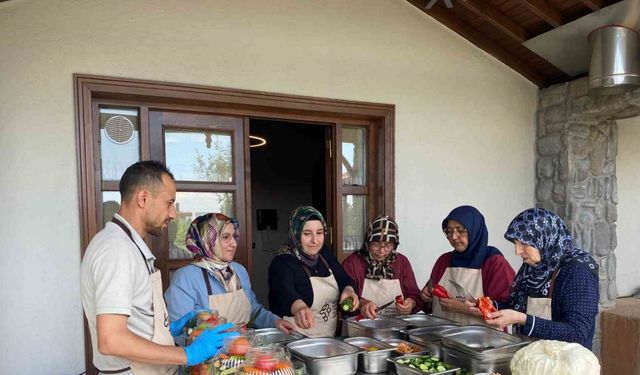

{"left": 484, "top": 208, "right": 599, "bottom": 349}
{"left": 268, "top": 206, "right": 359, "bottom": 338}
{"left": 165, "top": 213, "right": 293, "bottom": 334}
{"left": 342, "top": 215, "right": 421, "bottom": 319}
{"left": 420, "top": 205, "right": 515, "bottom": 325}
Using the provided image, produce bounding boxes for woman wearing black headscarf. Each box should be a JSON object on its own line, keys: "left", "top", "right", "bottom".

{"left": 420, "top": 205, "right": 515, "bottom": 325}
{"left": 484, "top": 208, "right": 599, "bottom": 349}
{"left": 268, "top": 206, "right": 359, "bottom": 337}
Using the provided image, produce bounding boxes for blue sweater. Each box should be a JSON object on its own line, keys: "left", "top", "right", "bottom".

{"left": 497, "top": 261, "right": 599, "bottom": 349}
{"left": 165, "top": 262, "right": 279, "bottom": 330}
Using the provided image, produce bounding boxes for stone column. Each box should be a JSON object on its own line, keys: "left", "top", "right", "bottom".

{"left": 536, "top": 77, "right": 640, "bottom": 352}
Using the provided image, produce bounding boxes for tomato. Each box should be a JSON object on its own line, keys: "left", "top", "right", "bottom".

{"left": 254, "top": 354, "right": 277, "bottom": 372}
{"left": 395, "top": 295, "right": 404, "bottom": 304}
{"left": 228, "top": 336, "right": 251, "bottom": 356}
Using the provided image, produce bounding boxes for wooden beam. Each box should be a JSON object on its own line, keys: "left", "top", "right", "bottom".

{"left": 409, "top": 0, "right": 547, "bottom": 87}
{"left": 518, "top": 0, "right": 564, "bottom": 27}
{"left": 580, "top": 0, "right": 604, "bottom": 11}
{"left": 458, "top": 0, "right": 529, "bottom": 42}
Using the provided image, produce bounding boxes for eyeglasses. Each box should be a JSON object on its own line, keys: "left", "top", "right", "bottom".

{"left": 443, "top": 228, "right": 468, "bottom": 238}
{"left": 370, "top": 241, "right": 394, "bottom": 250}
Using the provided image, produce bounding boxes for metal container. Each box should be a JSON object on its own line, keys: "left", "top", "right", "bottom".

{"left": 389, "top": 314, "right": 456, "bottom": 329}
{"left": 442, "top": 345, "right": 513, "bottom": 375}
{"left": 345, "top": 316, "right": 409, "bottom": 340}
{"left": 344, "top": 337, "right": 395, "bottom": 373}
{"left": 403, "top": 325, "right": 460, "bottom": 358}
{"left": 286, "top": 338, "right": 362, "bottom": 375}
{"left": 254, "top": 328, "right": 304, "bottom": 346}
{"left": 439, "top": 325, "right": 530, "bottom": 358}
{"left": 385, "top": 338, "right": 429, "bottom": 357}
{"left": 388, "top": 354, "right": 460, "bottom": 375}
{"left": 588, "top": 25, "right": 640, "bottom": 94}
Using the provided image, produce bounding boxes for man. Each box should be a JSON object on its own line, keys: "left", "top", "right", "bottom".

{"left": 81, "top": 161, "right": 235, "bottom": 374}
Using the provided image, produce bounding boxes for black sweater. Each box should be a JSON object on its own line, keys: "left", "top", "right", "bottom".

{"left": 268, "top": 246, "right": 355, "bottom": 317}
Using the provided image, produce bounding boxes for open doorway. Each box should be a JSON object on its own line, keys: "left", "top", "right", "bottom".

{"left": 249, "top": 119, "right": 329, "bottom": 306}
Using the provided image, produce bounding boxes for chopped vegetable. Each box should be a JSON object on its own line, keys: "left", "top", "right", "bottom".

{"left": 396, "top": 355, "right": 453, "bottom": 373}
{"left": 432, "top": 284, "right": 450, "bottom": 299}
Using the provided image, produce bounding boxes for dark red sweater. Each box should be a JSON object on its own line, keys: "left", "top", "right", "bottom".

{"left": 342, "top": 252, "right": 422, "bottom": 313}
{"left": 430, "top": 252, "right": 515, "bottom": 302}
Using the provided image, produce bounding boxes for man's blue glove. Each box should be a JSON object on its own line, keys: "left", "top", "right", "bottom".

{"left": 169, "top": 310, "right": 197, "bottom": 337}
{"left": 184, "top": 323, "right": 238, "bottom": 366}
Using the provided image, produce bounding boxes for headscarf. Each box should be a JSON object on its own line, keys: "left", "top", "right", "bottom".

{"left": 281, "top": 206, "right": 327, "bottom": 268}
{"left": 442, "top": 205, "right": 501, "bottom": 269}
{"left": 504, "top": 207, "right": 599, "bottom": 313}
{"left": 186, "top": 213, "right": 240, "bottom": 286}
{"left": 359, "top": 215, "right": 399, "bottom": 279}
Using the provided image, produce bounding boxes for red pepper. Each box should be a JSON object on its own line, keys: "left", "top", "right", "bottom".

{"left": 478, "top": 296, "right": 497, "bottom": 320}
{"left": 432, "top": 284, "right": 450, "bottom": 299}
{"left": 395, "top": 295, "right": 404, "bottom": 304}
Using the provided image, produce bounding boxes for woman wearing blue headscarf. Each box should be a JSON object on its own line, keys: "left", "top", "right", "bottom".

{"left": 420, "top": 205, "right": 515, "bottom": 325}
{"left": 484, "top": 208, "right": 599, "bottom": 349}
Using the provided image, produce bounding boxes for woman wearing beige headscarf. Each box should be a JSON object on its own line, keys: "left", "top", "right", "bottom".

{"left": 165, "top": 213, "right": 293, "bottom": 333}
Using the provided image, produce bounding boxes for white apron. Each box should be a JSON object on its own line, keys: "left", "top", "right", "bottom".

{"left": 104, "top": 218, "right": 177, "bottom": 375}
{"left": 195, "top": 263, "right": 252, "bottom": 324}
{"left": 525, "top": 268, "right": 560, "bottom": 320}
{"left": 284, "top": 255, "right": 339, "bottom": 338}
{"left": 361, "top": 278, "right": 403, "bottom": 315}
{"left": 432, "top": 267, "right": 485, "bottom": 326}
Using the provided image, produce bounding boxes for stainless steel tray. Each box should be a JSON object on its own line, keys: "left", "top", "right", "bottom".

{"left": 403, "top": 325, "right": 460, "bottom": 358}
{"left": 344, "top": 337, "right": 395, "bottom": 373}
{"left": 287, "top": 338, "right": 362, "bottom": 375}
{"left": 385, "top": 338, "right": 429, "bottom": 357}
{"left": 388, "top": 354, "right": 460, "bottom": 375}
{"left": 389, "top": 314, "right": 456, "bottom": 328}
{"left": 254, "top": 328, "right": 304, "bottom": 345}
{"left": 439, "top": 325, "right": 530, "bottom": 358}
{"left": 345, "top": 316, "right": 409, "bottom": 340}
{"left": 442, "top": 345, "right": 514, "bottom": 375}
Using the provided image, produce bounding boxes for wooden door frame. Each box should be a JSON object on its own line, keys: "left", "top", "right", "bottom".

{"left": 75, "top": 74, "right": 394, "bottom": 374}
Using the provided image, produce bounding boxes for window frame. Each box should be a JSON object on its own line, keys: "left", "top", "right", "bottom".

{"left": 75, "top": 74, "right": 394, "bottom": 374}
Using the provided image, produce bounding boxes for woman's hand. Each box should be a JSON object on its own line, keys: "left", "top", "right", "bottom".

{"left": 396, "top": 298, "right": 416, "bottom": 315}
{"left": 485, "top": 309, "right": 527, "bottom": 329}
{"left": 275, "top": 318, "right": 295, "bottom": 334}
{"left": 360, "top": 299, "right": 378, "bottom": 319}
{"left": 291, "top": 299, "right": 315, "bottom": 329}
{"left": 420, "top": 284, "right": 433, "bottom": 302}
{"left": 464, "top": 300, "right": 483, "bottom": 316}
{"left": 438, "top": 298, "right": 470, "bottom": 313}
{"left": 340, "top": 286, "right": 360, "bottom": 312}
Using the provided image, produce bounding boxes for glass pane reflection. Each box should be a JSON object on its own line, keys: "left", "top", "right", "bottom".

{"left": 342, "top": 195, "right": 366, "bottom": 252}
{"left": 342, "top": 127, "right": 366, "bottom": 186}
{"left": 165, "top": 130, "right": 233, "bottom": 182}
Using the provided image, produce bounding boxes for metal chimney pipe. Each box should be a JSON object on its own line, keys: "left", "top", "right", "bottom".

{"left": 588, "top": 25, "right": 640, "bottom": 95}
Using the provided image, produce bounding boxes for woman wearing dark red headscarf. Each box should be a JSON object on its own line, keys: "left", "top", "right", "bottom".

{"left": 342, "top": 215, "right": 421, "bottom": 319}
{"left": 420, "top": 205, "right": 515, "bottom": 325}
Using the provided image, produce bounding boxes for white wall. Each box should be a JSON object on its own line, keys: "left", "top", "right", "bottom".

{"left": 0, "top": 1, "right": 536, "bottom": 373}
{"left": 616, "top": 116, "right": 640, "bottom": 297}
